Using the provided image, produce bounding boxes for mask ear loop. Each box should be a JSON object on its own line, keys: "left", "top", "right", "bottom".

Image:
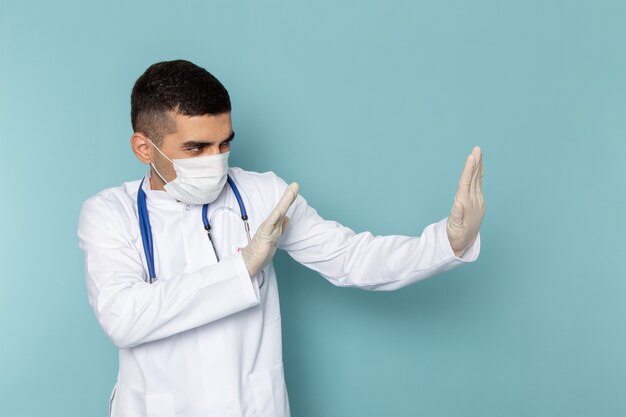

{"left": 146, "top": 137, "right": 173, "bottom": 184}
{"left": 150, "top": 162, "right": 169, "bottom": 185}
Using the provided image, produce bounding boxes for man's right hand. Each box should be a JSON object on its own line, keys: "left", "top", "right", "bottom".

{"left": 242, "top": 183, "right": 300, "bottom": 278}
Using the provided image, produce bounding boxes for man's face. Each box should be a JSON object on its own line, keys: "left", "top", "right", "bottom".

{"left": 150, "top": 111, "right": 234, "bottom": 186}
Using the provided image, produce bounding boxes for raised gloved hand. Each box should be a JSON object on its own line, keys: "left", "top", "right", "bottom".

{"left": 242, "top": 183, "right": 300, "bottom": 277}
{"left": 447, "top": 146, "right": 485, "bottom": 257}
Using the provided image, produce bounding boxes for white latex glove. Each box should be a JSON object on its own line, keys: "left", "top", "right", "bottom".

{"left": 447, "top": 146, "right": 485, "bottom": 257}
{"left": 242, "top": 182, "right": 300, "bottom": 277}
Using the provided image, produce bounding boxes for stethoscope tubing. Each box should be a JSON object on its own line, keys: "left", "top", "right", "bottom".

{"left": 138, "top": 174, "right": 248, "bottom": 284}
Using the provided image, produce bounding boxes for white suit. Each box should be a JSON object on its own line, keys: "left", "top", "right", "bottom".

{"left": 78, "top": 167, "right": 480, "bottom": 417}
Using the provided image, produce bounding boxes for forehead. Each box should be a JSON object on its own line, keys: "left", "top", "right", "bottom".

{"left": 167, "top": 111, "right": 232, "bottom": 143}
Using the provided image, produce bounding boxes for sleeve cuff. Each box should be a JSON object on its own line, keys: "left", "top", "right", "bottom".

{"left": 196, "top": 251, "right": 261, "bottom": 307}
{"left": 434, "top": 217, "right": 481, "bottom": 263}
{"left": 231, "top": 251, "right": 261, "bottom": 304}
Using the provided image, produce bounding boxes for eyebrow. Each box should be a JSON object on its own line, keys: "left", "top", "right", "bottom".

{"left": 180, "top": 131, "right": 235, "bottom": 148}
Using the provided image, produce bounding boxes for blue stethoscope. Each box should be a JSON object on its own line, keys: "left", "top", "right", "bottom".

{"left": 137, "top": 175, "right": 258, "bottom": 285}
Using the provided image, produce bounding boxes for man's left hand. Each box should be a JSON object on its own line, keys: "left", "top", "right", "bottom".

{"left": 447, "top": 146, "right": 485, "bottom": 257}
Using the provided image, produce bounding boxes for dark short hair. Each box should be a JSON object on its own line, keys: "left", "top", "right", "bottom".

{"left": 131, "top": 60, "right": 231, "bottom": 144}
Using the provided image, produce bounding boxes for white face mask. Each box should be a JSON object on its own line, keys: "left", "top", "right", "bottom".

{"left": 148, "top": 138, "right": 229, "bottom": 205}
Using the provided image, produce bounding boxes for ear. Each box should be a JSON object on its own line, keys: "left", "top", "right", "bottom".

{"left": 131, "top": 132, "right": 152, "bottom": 164}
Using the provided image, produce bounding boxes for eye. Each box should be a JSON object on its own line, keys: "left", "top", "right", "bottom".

{"left": 186, "top": 146, "right": 203, "bottom": 153}
{"left": 220, "top": 140, "right": 232, "bottom": 148}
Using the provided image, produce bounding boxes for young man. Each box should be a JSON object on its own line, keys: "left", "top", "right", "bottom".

{"left": 78, "top": 59, "right": 485, "bottom": 417}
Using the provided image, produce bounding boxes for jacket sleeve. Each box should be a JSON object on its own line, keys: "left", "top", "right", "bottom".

{"left": 77, "top": 196, "right": 260, "bottom": 349}
{"left": 275, "top": 177, "right": 480, "bottom": 291}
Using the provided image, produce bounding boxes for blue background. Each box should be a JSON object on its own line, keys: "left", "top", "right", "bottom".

{"left": 1, "top": 1, "right": 625, "bottom": 416}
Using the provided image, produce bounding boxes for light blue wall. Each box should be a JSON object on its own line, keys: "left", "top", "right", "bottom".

{"left": 1, "top": 1, "right": 625, "bottom": 416}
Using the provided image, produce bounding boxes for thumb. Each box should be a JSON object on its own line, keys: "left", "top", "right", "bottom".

{"left": 449, "top": 200, "right": 464, "bottom": 226}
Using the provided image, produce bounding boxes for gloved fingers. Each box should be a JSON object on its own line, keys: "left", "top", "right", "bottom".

{"left": 270, "top": 183, "right": 300, "bottom": 227}
{"left": 476, "top": 151, "right": 484, "bottom": 206}
{"left": 260, "top": 183, "right": 299, "bottom": 235}
{"left": 264, "top": 210, "right": 282, "bottom": 232}
{"left": 280, "top": 216, "right": 290, "bottom": 236}
{"left": 457, "top": 152, "right": 475, "bottom": 201}
{"left": 469, "top": 146, "right": 481, "bottom": 204}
